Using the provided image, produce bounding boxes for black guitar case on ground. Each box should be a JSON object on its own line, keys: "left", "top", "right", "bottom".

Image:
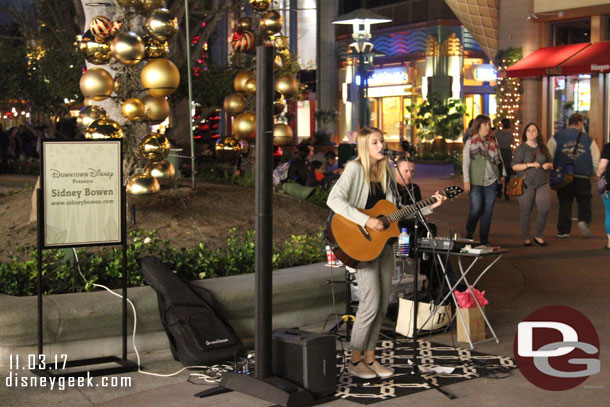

{"left": 141, "top": 256, "right": 244, "bottom": 366}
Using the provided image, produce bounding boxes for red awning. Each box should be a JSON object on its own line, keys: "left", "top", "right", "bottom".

{"left": 506, "top": 43, "right": 591, "bottom": 78}
{"left": 559, "top": 41, "right": 610, "bottom": 75}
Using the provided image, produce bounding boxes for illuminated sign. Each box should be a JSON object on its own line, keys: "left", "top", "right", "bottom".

{"left": 368, "top": 67, "right": 408, "bottom": 86}
{"left": 473, "top": 64, "right": 497, "bottom": 82}
{"left": 367, "top": 85, "right": 411, "bottom": 97}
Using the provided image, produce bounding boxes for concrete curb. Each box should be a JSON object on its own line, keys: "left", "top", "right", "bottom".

{"left": 0, "top": 263, "right": 347, "bottom": 366}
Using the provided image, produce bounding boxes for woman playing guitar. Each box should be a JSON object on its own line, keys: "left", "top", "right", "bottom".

{"left": 326, "top": 126, "right": 444, "bottom": 379}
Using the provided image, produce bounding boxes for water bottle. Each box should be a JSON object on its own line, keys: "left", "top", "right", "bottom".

{"left": 397, "top": 228, "right": 410, "bottom": 257}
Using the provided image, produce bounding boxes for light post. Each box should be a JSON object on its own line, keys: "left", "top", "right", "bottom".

{"left": 333, "top": 9, "right": 391, "bottom": 130}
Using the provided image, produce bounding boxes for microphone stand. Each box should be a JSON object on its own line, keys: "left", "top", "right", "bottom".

{"left": 390, "top": 155, "right": 455, "bottom": 400}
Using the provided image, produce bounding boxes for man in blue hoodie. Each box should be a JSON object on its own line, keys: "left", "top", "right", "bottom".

{"left": 547, "top": 113, "right": 600, "bottom": 238}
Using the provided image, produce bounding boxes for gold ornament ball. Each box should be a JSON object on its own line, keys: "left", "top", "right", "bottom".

{"left": 273, "top": 90, "right": 286, "bottom": 115}
{"left": 145, "top": 8, "right": 178, "bottom": 42}
{"left": 141, "top": 95, "right": 170, "bottom": 123}
{"left": 215, "top": 137, "right": 242, "bottom": 161}
{"left": 260, "top": 10, "right": 283, "bottom": 35}
{"left": 76, "top": 105, "right": 108, "bottom": 133}
{"left": 144, "top": 35, "right": 169, "bottom": 59}
{"left": 126, "top": 173, "right": 160, "bottom": 206}
{"left": 139, "top": 0, "right": 165, "bottom": 11}
{"left": 273, "top": 123, "right": 293, "bottom": 146}
{"left": 141, "top": 58, "right": 180, "bottom": 97}
{"left": 237, "top": 17, "right": 252, "bottom": 31}
{"left": 78, "top": 36, "right": 111, "bottom": 65}
{"left": 122, "top": 98, "right": 146, "bottom": 121}
{"left": 233, "top": 71, "right": 255, "bottom": 92}
{"left": 79, "top": 68, "right": 114, "bottom": 101}
{"left": 274, "top": 35, "right": 289, "bottom": 50}
{"left": 249, "top": 0, "right": 270, "bottom": 12}
{"left": 111, "top": 31, "right": 145, "bottom": 65}
{"left": 139, "top": 133, "right": 170, "bottom": 162}
{"left": 244, "top": 78, "right": 257, "bottom": 95}
{"left": 85, "top": 118, "right": 124, "bottom": 139}
{"left": 275, "top": 75, "right": 298, "bottom": 98}
{"left": 233, "top": 112, "right": 256, "bottom": 140}
{"left": 144, "top": 160, "right": 175, "bottom": 186}
{"left": 223, "top": 93, "right": 247, "bottom": 115}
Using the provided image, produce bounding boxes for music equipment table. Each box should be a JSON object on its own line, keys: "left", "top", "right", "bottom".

{"left": 417, "top": 247, "right": 508, "bottom": 349}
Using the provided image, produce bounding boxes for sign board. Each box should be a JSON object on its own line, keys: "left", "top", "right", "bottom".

{"left": 368, "top": 67, "right": 409, "bottom": 87}
{"left": 41, "top": 140, "right": 123, "bottom": 247}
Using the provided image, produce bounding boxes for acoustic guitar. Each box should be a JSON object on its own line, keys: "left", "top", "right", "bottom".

{"left": 325, "top": 186, "right": 463, "bottom": 268}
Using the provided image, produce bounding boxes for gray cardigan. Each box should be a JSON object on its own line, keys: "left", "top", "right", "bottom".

{"left": 326, "top": 161, "right": 398, "bottom": 227}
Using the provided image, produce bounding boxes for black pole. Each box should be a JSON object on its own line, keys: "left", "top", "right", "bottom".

{"left": 36, "top": 188, "right": 44, "bottom": 356}
{"left": 122, "top": 186, "right": 128, "bottom": 360}
{"left": 255, "top": 45, "right": 274, "bottom": 379}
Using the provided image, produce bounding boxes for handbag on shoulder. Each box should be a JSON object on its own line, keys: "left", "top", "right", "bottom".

{"left": 507, "top": 177, "right": 524, "bottom": 196}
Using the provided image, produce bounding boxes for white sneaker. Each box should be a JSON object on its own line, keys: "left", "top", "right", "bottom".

{"left": 348, "top": 361, "right": 377, "bottom": 379}
{"left": 367, "top": 360, "right": 394, "bottom": 378}
{"left": 577, "top": 221, "right": 592, "bottom": 237}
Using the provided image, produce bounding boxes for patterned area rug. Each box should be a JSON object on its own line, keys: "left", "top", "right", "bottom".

{"left": 333, "top": 339, "right": 516, "bottom": 404}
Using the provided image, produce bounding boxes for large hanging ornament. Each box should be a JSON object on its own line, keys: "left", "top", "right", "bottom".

{"left": 237, "top": 17, "right": 252, "bottom": 32}
{"left": 273, "top": 123, "right": 293, "bottom": 146}
{"left": 260, "top": 10, "right": 283, "bottom": 35}
{"left": 233, "top": 112, "right": 256, "bottom": 140}
{"left": 231, "top": 30, "right": 254, "bottom": 53}
{"left": 126, "top": 173, "right": 160, "bottom": 206}
{"left": 139, "top": 133, "right": 170, "bottom": 162}
{"left": 122, "top": 98, "right": 146, "bottom": 121}
{"left": 215, "top": 137, "right": 242, "bottom": 161}
{"left": 223, "top": 93, "right": 246, "bottom": 115}
{"left": 244, "top": 78, "right": 256, "bottom": 95}
{"left": 79, "top": 68, "right": 114, "bottom": 101}
{"left": 77, "top": 33, "right": 111, "bottom": 65}
{"left": 141, "top": 95, "right": 170, "bottom": 123}
{"left": 90, "top": 15, "right": 113, "bottom": 42}
{"left": 144, "top": 160, "right": 175, "bottom": 186}
{"left": 140, "top": 0, "right": 165, "bottom": 11}
{"left": 85, "top": 118, "right": 124, "bottom": 139}
{"left": 141, "top": 58, "right": 180, "bottom": 97}
{"left": 273, "top": 90, "right": 286, "bottom": 115}
{"left": 250, "top": 0, "right": 270, "bottom": 12}
{"left": 144, "top": 35, "right": 169, "bottom": 59}
{"left": 145, "top": 9, "right": 178, "bottom": 42}
{"left": 275, "top": 74, "right": 298, "bottom": 98}
{"left": 111, "top": 31, "right": 145, "bottom": 65}
{"left": 76, "top": 105, "right": 109, "bottom": 133}
{"left": 233, "top": 71, "right": 255, "bottom": 92}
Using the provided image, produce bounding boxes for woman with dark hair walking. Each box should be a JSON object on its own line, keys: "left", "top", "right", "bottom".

{"left": 511, "top": 123, "right": 554, "bottom": 246}
{"left": 462, "top": 115, "right": 506, "bottom": 245}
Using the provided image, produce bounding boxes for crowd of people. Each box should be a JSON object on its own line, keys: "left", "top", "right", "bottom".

{"left": 462, "top": 112, "right": 608, "bottom": 249}
{"left": 0, "top": 124, "right": 50, "bottom": 173}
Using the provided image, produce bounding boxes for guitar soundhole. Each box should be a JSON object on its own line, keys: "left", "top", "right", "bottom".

{"left": 357, "top": 225, "right": 372, "bottom": 241}
{"left": 377, "top": 215, "right": 390, "bottom": 229}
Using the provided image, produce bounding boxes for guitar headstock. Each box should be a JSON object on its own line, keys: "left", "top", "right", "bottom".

{"left": 442, "top": 186, "right": 464, "bottom": 200}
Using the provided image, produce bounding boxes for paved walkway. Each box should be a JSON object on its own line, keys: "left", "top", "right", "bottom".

{"left": 1, "top": 166, "right": 609, "bottom": 406}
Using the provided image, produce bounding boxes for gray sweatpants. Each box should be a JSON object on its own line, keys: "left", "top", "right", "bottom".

{"left": 517, "top": 182, "right": 552, "bottom": 240}
{"left": 350, "top": 244, "right": 395, "bottom": 351}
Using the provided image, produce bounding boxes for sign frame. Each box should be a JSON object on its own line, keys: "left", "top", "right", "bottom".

{"left": 40, "top": 139, "right": 126, "bottom": 249}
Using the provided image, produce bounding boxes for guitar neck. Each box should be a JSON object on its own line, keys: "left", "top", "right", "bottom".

{"left": 387, "top": 195, "right": 441, "bottom": 223}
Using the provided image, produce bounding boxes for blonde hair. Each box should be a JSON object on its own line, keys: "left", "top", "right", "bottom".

{"left": 354, "top": 126, "right": 394, "bottom": 194}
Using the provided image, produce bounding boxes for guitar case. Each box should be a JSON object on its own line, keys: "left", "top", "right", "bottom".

{"left": 141, "top": 256, "right": 244, "bottom": 366}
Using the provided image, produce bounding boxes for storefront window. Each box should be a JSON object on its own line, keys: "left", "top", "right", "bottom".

{"left": 550, "top": 75, "right": 591, "bottom": 134}
{"left": 381, "top": 96, "right": 402, "bottom": 140}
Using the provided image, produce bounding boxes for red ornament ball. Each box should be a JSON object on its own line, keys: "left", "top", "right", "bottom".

{"left": 231, "top": 30, "right": 254, "bottom": 53}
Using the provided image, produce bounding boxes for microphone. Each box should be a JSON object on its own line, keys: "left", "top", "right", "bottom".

{"left": 381, "top": 149, "right": 404, "bottom": 157}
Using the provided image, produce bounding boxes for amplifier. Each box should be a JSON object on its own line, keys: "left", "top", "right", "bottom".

{"left": 272, "top": 329, "right": 337, "bottom": 397}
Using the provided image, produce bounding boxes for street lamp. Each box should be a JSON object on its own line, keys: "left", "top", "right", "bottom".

{"left": 333, "top": 9, "right": 391, "bottom": 130}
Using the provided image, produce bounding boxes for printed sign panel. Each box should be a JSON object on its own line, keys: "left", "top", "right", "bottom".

{"left": 42, "top": 140, "right": 122, "bottom": 247}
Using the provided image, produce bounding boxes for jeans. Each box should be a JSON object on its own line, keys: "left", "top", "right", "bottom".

{"left": 556, "top": 178, "right": 592, "bottom": 235}
{"left": 466, "top": 182, "right": 497, "bottom": 243}
{"left": 517, "top": 183, "right": 552, "bottom": 240}
{"left": 602, "top": 192, "right": 610, "bottom": 235}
